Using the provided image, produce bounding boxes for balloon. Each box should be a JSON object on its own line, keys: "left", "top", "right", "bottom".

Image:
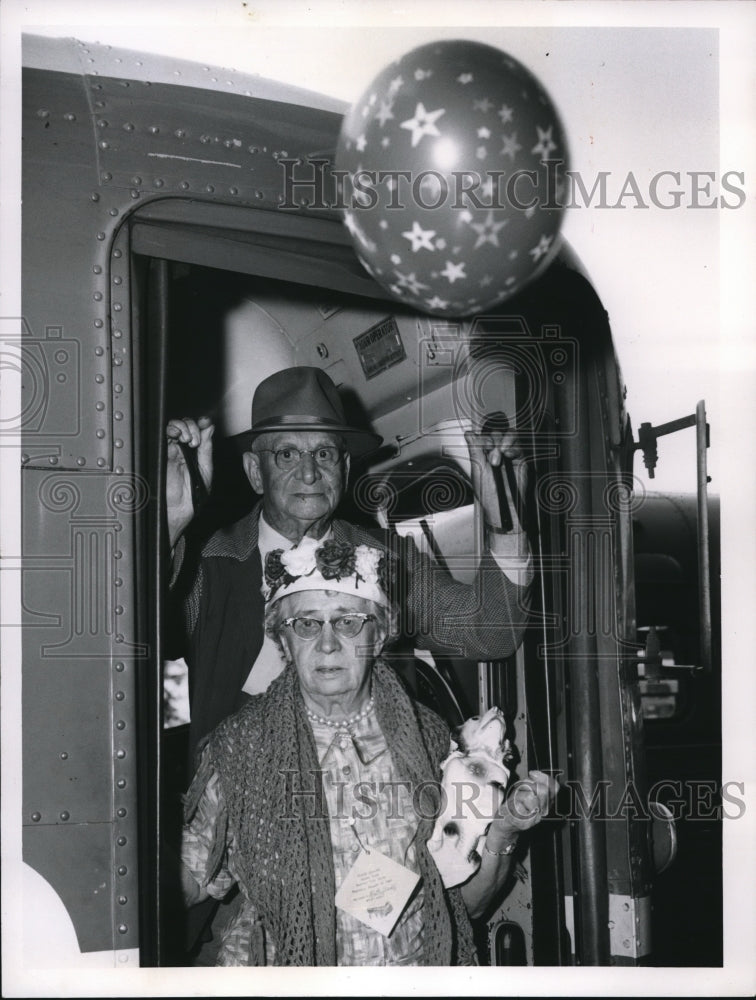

{"left": 335, "top": 40, "right": 569, "bottom": 317}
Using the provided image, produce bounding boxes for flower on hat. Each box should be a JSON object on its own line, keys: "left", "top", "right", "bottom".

{"left": 354, "top": 545, "right": 381, "bottom": 586}
{"left": 280, "top": 535, "right": 320, "bottom": 577}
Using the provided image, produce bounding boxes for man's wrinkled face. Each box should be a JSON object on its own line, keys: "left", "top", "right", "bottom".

{"left": 244, "top": 430, "right": 349, "bottom": 537}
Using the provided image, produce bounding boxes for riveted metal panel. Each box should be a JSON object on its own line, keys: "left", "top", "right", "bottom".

{"left": 24, "top": 821, "right": 139, "bottom": 954}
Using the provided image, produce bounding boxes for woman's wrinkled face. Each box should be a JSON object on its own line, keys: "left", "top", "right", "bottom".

{"left": 276, "top": 591, "right": 384, "bottom": 710}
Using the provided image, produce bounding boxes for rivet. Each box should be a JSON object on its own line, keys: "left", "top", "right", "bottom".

{"left": 117, "top": 866, "right": 127, "bottom": 876}
{"left": 96, "top": 232, "right": 106, "bottom": 241}
{"left": 97, "top": 119, "right": 109, "bottom": 128}
{"left": 95, "top": 401, "right": 105, "bottom": 411}
{"left": 109, "top": 208, "right": 118, "bottom": 216}
{"left": 148, "top": 125, "right": 160, "bottom": 134}
{"left": 93, "top": 292, "right": 103, "bottom": 302}
{"left": 95, "top": 374, "right": 104, "bottom": 383}
{"left": 21, "top": 453, "right": 29, "bottom": 464}
{"left": 117, "top": 778, "right": 126, "bottom": 788}
{"left": 130, "top": 190, "right": 140, "bottom": 199}
{"left": 96, "top": 429, "right": 105, "bottom": 439}
{"left": 114, "top": 384, "right": 123, "bottom": 393}
{"left": 116, "top": 749, "right": 126, "bottom": 759}
{"left": 114, "top": 411, "right": 123, "bottom": 420}
{"left": 118, "top": 925, "right": 128, "bottom": 935}
{"left": 113, "top": 275, "right": 122, "bottom": 285}
{"left": 49, "top": 456, "right": 58, "bottom": 465}
{"left": 116, "top": 634, "right": 124, "bottom": 643}
{"left": 117, "top": 807, "right": 127, "bottom": 818}
{"left": 316, "top": 343, "right": 328, "bottom": 359}
{"left": 101, "top": 171, "right": 111, "bottom": 181}
{"left": 56, "top": 373, "right": 67, "bottom": 384}
{"left": 64, "top": 112, "right": 76, "bottom": 122}
{"left": 115, "top": 690, "right": 125, "bottom": 700}
{"left": 97, "top": 458, "right": 106, "bottom": 467}
{"left": 174, "top": 129, "right": 186, "bottom": 138}
{"left": 113, "top": 249, "right": 122, "bottom": 258}
{"left": 115, "top": 661, "right": 125, "bottom": 671}
{"left": 206, "top": 184, "right": 215, "bottom": 193}
{"left": 154, "top": 178, "right": 164, "bottom": 188}
{"left": 115, "top": 577, "right": 123, "bottom": 586}
{"left": 60, "top": 752, "right": 68, "bottom": 760}
{"left": 115, "top": 605, "right": 124, "bottom": 615}
{"left": 113, "top": 303, "right": 122, "bottom": 312}
{"left": 113, "top": 329, "right": 122, "bottom": 338}
{"left": 60, "top": 811, "right": 70, "bottom": 821}
{"left": 114, "top": 439, "right": 123, "bottom": 448}
{"left": 229, "top": 186, "right": 239, "bottom": 196}
{"left": 95, "top": 346, "right": 104, "bottom": 356}
{"left": 76, "top": 457, "right": 86, "bottom": 467}
{"left": 179, "top": 181, "right": 190, "bottom": 190}
{"left": 93, "top": 265, "right": 102, "bottom": 274}
{"left": 91, "top": 192, "right": 100, "bottom": 202}
{"left": 32, "top": 812, "right": 42, "bottom": 822}
{"left": 94, "top": 100, "right": 105, "bottom": 109}
{"left": 118, "top": 895, "right": 127, "bottom": 904}
{"left": 115, "top": 470, "right": 123, "bottom": 478}
{"left": 116, "top": 720, "right": 126, "bottom": 731}
{"left": 113, "top": 357, "right": 122, "bottom": 366}
{"left": 37, "top": 108, "right": 50, "bottom": 118}
{"left": 94, "top": 319, "right": 104, "bottom": 328}
{"left": 255, "top": 190, "right": 265, "bottom": 199}
{"left": 123, "top": 123, "right": 135, "bottom": 132}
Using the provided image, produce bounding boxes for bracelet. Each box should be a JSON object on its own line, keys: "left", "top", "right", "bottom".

{"left": 484, "top": 838, "right": 517, "bottom": 857}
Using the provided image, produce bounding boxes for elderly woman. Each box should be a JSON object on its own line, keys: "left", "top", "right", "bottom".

{"left": 181, "top": 536, "right": 554, "bottom": 966}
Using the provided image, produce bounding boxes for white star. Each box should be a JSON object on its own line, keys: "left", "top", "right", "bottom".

{"left": 402, "top": 220, "right": 437, "bottom": 252}
{"left": 476, "top": 145, "right": 487, "bottom": 160}
{"left": 473, "top": 97, "right": 493, "bottom": 113}
{"left": 375, "top": 99, "right": 395, "bottom": 127}
{"left": 529, "top": 234, "right": 553, "bottom": 262}
{"left": 379, "top": 220, "right": 388, "bottom": 230}
{"left": 477, "top": 126, "right": 491, "bottom": 139}
{"left": 459, "top": 209, "right": 473, "bottom": 224}
{"left": 532, "top": 125, "right": 557, "bottom": 159}
{"left": 500, "top": 132, "right": 522, "bottom": 160}
{"left": 394, "top": 270, "right": 430, "bottom": 295}
{"left": 390, "top": 253, "right": 402, "bottom": 264}
{"left": 479, "top": 274, "right": 493, "bottom": 287}
{"left": 435, "top": 237, "right": 447, "bottom": 250}
{"left": 381, "top": 136, "right": 391, "bottom": 148}
{"left": 426, "top": 295, "right": 450, "bottom": 309}
{"left": 440, "top": 260, "right": 466, "bottom": 284}
{"left": 414, "top": 67, "right": 433, "bottom": 81}
{"left": 470, "top": 210, "right": 508, "bottom": 249}
{"left": 508, "top": 250, "right": 519, "bottom": 260}
{"left": 388, "top": 75, "right": 404, "bottom": 95}
{"left": 400, "top": 102, "right": 446, "bottom": 147}
{"left": 356, "top": 133, "right": 367, "bottom": 152}
{"left": 368, "top": 92, "right": 377, "bottom": 106}
{"left": 498, "top": 104, "right": 514, "bottom": 124}
{"left": 457, "top": 73, "right": 473, "bottom": 84}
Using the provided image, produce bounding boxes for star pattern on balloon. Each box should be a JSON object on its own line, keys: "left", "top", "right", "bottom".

{"left": 400, "top": 102, "right": 446, "bottom": 147}
{"left": 336, "top": 39, "right": 568, "bottom": 316}
{"left": 402, "top": 220, "right": 437, "bottom": 252}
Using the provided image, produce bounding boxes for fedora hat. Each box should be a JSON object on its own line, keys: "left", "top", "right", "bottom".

{"left": 239, "top": 366, "right": 382, "bottom": 456}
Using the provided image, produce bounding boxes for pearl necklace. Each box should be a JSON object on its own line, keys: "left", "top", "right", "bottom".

{"left": 305, "top": 696, "right": 374, "bottom": 730}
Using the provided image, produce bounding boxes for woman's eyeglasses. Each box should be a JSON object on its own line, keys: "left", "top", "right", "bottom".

{"left": 281, "top": 613, "right": 376, "bottom": 640}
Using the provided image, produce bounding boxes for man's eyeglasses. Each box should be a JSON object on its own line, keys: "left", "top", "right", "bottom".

{"left": 281, "top": 613, "right": 376, "bottom": 640}
{"left": 257, "top": 446, "right": 343, "bottom": 471}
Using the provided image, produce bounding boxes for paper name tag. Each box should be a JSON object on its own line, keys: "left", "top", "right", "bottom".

{"left": 334, "top": 848, "right": 420, "bottom": 937}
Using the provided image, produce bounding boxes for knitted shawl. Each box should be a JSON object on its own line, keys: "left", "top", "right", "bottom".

{"left": 183, "top": 658, "right": 476, "bottom": 966}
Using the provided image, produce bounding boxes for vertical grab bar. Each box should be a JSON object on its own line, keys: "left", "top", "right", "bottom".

{"left": 695, "top": 400, "right": 712, "bottom": 673}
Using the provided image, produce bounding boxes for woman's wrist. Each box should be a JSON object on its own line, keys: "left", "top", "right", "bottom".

{"left": 484, "top": 819, "right": 520, "bottom": 854}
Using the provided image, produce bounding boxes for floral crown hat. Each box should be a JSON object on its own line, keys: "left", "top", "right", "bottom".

{"left": 263, "top": 536, "right": 392, "bottom": 608}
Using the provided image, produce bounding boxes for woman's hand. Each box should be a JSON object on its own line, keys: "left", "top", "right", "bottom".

{"left": 487, "top": 769, "right": 560, "bottom": 847}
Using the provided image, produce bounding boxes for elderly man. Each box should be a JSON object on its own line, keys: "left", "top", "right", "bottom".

{"left": 167, "top": 366, "right": 532, "bottom": 759}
